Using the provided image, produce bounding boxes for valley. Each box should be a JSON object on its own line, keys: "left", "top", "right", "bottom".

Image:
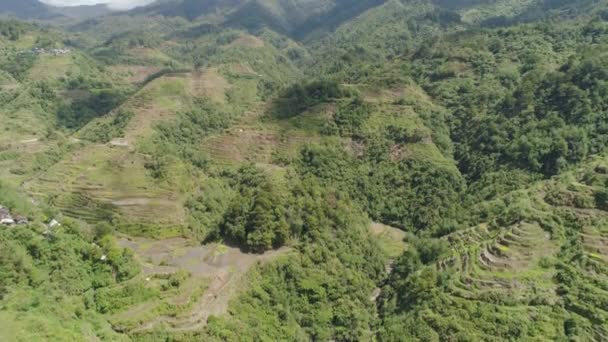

{"left": 0, "top": 0, "right": 608, "bottom": 340}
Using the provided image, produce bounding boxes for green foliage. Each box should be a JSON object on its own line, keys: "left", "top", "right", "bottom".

{"left": 219, "top": 166, "right": 289, "bottom": 252}
{"left": 206, "top": 178, "right": 386, "bottom": 341}
{"left": 322, "top": 97, "right": 371, "bottom": 137}
{"left": 80, "top": 110, "right": 134, "bottom": 143}
{"left": 0, "top": 187, "right": 140, "bottom": 340}
{"left": 3, "top": 1, "right": 608, "bottom": 340}
{"left": 57, "top": 89, "right": 128, "bottom": 130}
{"left": 0, "top": 180, "right": 34, "bottom": 216}
{"left": 0, "top": 51, "right": 36, "bottom": 80}
{"left": 298, "top": 142, "right": 465, "bottom": 232}
{"left": 0, "top": 19, "right": 30, "bottom": 40}
{"left": 94, "top": 281, "right": 159, "bottom": 314}
{"left": 141, "top": 98, "right": 235, "bottom": 179}
{"left": 272, "top": 79, "right": 350, "bottom": 118}
{"left": 595, "top": 189, "right": 608, "bottom": 210}
{"left": 453, "top": 55, "right": 608, "bottom": 178}
{"left": 103, "top": 30, "right": 162, "bottom": 51}
{"left": 185, "top": 178, "right": 233, "bottom": 241}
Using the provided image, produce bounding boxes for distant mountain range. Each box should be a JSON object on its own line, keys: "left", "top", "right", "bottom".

{"left": 0, "top": 0, "right": 114, "bottom": 20}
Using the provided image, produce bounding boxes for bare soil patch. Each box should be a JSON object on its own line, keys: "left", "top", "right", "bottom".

{"left": 226, "top": 34, "right": 264, "bottom": 49}
{"left": 189, "top": 69, "right": 230, "bottom": 103}
{"left": 118, "top": 236, "right": 290, "bottom": 332}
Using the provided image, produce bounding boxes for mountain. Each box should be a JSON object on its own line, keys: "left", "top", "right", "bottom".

{"left": 48, "top": 4, "right": 115, "bottom": 19}
{"left": 0, "top": 0, "right": 116, "bottom": 22}
{"left": 0, "top": 0, "right": 607, "bottom": 340}
{"left": 0, "top": 0, "right": 57, "bottom": 19}
{"left": 129, "top": 0, "right": 248, "bottom": 20}
{"left": 118, "top": 0, "right": 387, "bottom": 38}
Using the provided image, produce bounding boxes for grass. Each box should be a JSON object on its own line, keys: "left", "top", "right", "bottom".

{"left": 369, "top": 222, "right": 407, "bottom": 258}
{"left": 108, "top": 276, "right": 209, "bottom": 333}
{"left": 27, "top": 143, "right": 186, "bottom": 230}
{"left": 409, "top": 155, "right": 608, "bottom": 338}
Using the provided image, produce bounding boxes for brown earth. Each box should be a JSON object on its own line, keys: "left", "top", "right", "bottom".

{"left": 117, "top": 236, "right": 291, "bottom": 332}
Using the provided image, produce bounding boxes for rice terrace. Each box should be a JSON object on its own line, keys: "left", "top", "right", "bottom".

{"left": 0, "top": 0, "right": 608, "bottom": 340}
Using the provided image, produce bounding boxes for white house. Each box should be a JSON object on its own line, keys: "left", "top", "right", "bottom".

{"left": 0, "top": 207, "right": 14, "bottom": 225}
{"left": 48, "top": 219, "right": 61, "bottom": 228}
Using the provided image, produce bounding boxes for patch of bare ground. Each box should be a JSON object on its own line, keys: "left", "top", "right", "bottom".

{"left": 201, "top": 127, "right": 280, "bottom": 164}
{"left": 369, "top": 222, "right": 405, "bottom": 239}
{"left": 369, "top": 222, "right": 407, "bottom": 303}
{"left": 117, "top": 236, "right": 290, "bottom": 332}
{"left": 221, "top": 63, "right": 259, "bottom": 77}
{"left": 344, "top": 138, "right": 365, "bottom": 158}
{"left": 189, "top": 69, "right": 230, "bottom": 103}
{"left": 119, "top": 75, "right": 190, "bottom": 140}
{"left": 0, "top": 84, "right": 19, "bottom": 91}
{"left": 0, "top": 137, "right": 47, "bottom": 154}
{"left": 225, "top": 34, "right": 264, "bottom": 49}
{"left": 60, "top": 89, "right": 90, "bottom": 101}
{"left": 123, "top": 104, "right": 174, "bottom": 141}
{"left": 109, "top": 138, "right": 129, "bottom": 147}
{"left": 109, "top": 65, "right": 161, "bottom": 84}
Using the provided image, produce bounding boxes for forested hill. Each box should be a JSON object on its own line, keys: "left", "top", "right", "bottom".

{"left": 0, "top": 0, "right": 607, "bottom": 340}
{"left": 0, "top": 0, "right": 56, "bottom": 19}
{"left": 0, "top": 0, "right": 114, "bottom": 21}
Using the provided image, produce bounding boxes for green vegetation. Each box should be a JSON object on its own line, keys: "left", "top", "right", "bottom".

{"left": 58, "top": 89, "right": 129, "bottom": 130}
{"left": 1, "top": 0, "right": 608, "bottom": 341}
{"left": 79, "top": 110, "right": 133, "bottom": 143}
{"left": 0, "top": 20, "right": 30, "bottom": 40}
{"left": 205, "top": 177, "right": 385, "bottom": 341}
{"left": 0, "top": 185, "right": 138, "bottom": 340}
{"left": 272, "top": 79, "right": 349, "bottom": 118}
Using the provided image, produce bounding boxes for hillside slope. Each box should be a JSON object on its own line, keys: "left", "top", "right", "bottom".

{"left": 379, "top": 156, "right": 608, "bottom": 340}
{"left": 0, "top": 0, "right": 56, "bottom": 19}
{"left": 0, "top": 0, "right": 608, "bottom": 341}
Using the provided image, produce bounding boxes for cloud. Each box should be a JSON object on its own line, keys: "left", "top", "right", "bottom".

{"left": 39, "top": 0, "right": 155, "bottom": 10}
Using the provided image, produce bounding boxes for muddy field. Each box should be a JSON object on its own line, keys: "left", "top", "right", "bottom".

{"left": 117, "top": 236, "right": 290, "bottom": 332}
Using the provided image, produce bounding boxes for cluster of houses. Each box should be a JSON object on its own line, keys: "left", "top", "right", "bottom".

{"left": 33, "top": 47, "right": 72, "bottom": 56}
{"left": 19, "top": 47, "right": 72, "bottom": 56}
{"left": 1, "top": 205, "right": 64, "bottom": 237}
{"left": 0, "top": 205, "right": 28, "bottom": 226}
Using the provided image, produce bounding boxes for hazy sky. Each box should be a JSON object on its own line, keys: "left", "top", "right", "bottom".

{"left": 39, "top": 0, "right": 155, "bottom": 10}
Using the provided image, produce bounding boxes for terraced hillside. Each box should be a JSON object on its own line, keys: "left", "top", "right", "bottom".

{"left": 25, "top": 144, "right": 186, "bottom": 230}
{"left": 379, "top": 157, "right": 608, "bottom": 340}
{"left": 109, "top": 237, "right": 290, "bottom": 335}
{"left": 1, "top": 1, "right": 608, "bottom": 341}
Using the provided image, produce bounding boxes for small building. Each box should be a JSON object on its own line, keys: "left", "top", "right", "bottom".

{"left": 0, "top": 217, "right": 14, "bottom": 225}
{"left": 13, "top": 215, "right": 28, "bottom": 225}
{"left": 0, "top": 207, "right": 14, "bottom": 226}
{"left": 48, "top": 219, "right": 61, "bottom": 228}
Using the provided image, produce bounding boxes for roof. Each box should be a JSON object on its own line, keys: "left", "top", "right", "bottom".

{"left": 1, "top": 218, "right": 15, "bottom": 225}
{"left": 13, "top": 215, "right": 27, "bottom": 223}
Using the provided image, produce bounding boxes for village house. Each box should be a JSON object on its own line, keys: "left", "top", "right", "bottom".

{"left": 48, "top": 219, "right": 61, "bottom": 228}
{"left": 28, "top": 47, "right": 72, "bottom": 56}
{"left": 0, "top": 206, "right": 15, "bottom": 225}
{"left": 13, "top": 215, "right": 28, "bottom": 225}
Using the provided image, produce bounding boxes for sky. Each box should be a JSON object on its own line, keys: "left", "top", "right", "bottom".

{"left": 39, "top": 0, "right": 155, "bottom": 10}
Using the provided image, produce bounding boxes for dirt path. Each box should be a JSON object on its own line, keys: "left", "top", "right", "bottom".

{"left": 118, "top": 237, "right": 289, "bottom": 332}
{"left": 19, "top": 138, "right": 39, "bottom": 144}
